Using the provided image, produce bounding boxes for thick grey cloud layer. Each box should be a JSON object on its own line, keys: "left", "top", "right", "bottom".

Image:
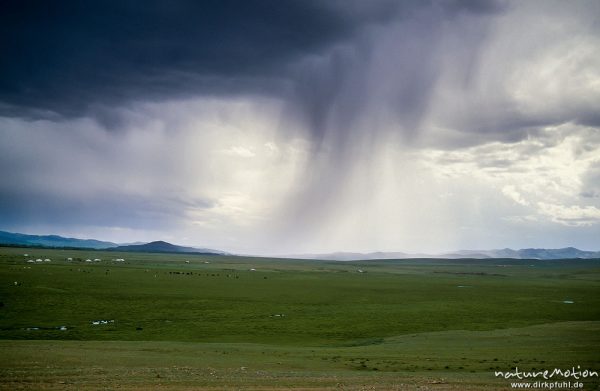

{"left": 0, "top": 0, "right": 369, "bottom": 121}
{"left": 0, "top": 1, "right": 503, "bottom": 123}
{"left": 1, "top": 0, "right": 599, "bottom": 253}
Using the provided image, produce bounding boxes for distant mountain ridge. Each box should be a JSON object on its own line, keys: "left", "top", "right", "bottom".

{"left": 0, "top": 230, "right": 225, "bottom": 255}
{"left": 440, "top": 247, "right": 600, "bottom": 260}
{"left": 109, "top": 240, "right": 225, "bottom": 255}
{"left": 1, "top": 230, "right": 598, "bottom": 259}
{"left": 295, "top": 247, "right": 600, "bottom": 261}
{"left": 0, "top": 230, "right": 117, "bottom": 249}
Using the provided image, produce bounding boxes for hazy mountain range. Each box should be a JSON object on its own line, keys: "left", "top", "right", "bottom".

{"left": 0, "top": 230, "right": 118, "bottom": 249}
{"left": 0, "top": 230, "right": 224, "bottom": 255}
{"left": 1, "top": 230, "right": 598, "bottom": 259}
{"left": 294, "top": 248, "right": 600, "bottom": 261}
{"left": 108, "top": 240, "right": 226, "bottom": 255}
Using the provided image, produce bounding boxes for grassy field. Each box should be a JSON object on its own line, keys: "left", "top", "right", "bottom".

{"left": 0, "top": 246, "right": 599, "bottom": 389}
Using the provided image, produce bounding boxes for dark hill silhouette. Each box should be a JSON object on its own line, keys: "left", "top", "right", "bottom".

{"left": 109, "top": 240, "right": 225, "bottom": 255}
{"left": 0, "top": 230, "right": 117, "bottom": 249}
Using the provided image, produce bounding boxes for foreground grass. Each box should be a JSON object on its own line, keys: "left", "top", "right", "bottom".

{"left": 1, "top": 322, "right": 598, "bottom": 390}
{"left": 0, "top": 247, "right": 599, "bottom": 389}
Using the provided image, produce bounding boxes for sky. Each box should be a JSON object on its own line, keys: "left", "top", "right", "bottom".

{"left": 1, "top": 0, "right": 599, "bottom": 255}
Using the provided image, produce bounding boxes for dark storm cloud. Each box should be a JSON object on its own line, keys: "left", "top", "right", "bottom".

{"left": 0, "top": 0, "right": 359, "bottom": 120}
{"left": 0, "top": 0, "right": 506, "bottom": 125}
{"left": 4, "top": 0, "right": 593, "bottom": 149}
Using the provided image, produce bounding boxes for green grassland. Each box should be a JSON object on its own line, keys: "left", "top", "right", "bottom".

{"left": 0, "top": 246, "right": 599, "bottom": 389}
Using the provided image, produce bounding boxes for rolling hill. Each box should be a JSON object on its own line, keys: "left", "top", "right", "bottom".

{"left": 1, "top": 230, "right": 597, "bottom": 259}
{"left": 108, "top": 240, "right": 225, "bottom": 255}
{"left": 0, "top": 230, "right": 117, "bottom": 249}
{"left": 0, "top": 231, "right": 225, "bottom": 255}
{"left": 295, "top": 247, "right": 600, "bottom": 260}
